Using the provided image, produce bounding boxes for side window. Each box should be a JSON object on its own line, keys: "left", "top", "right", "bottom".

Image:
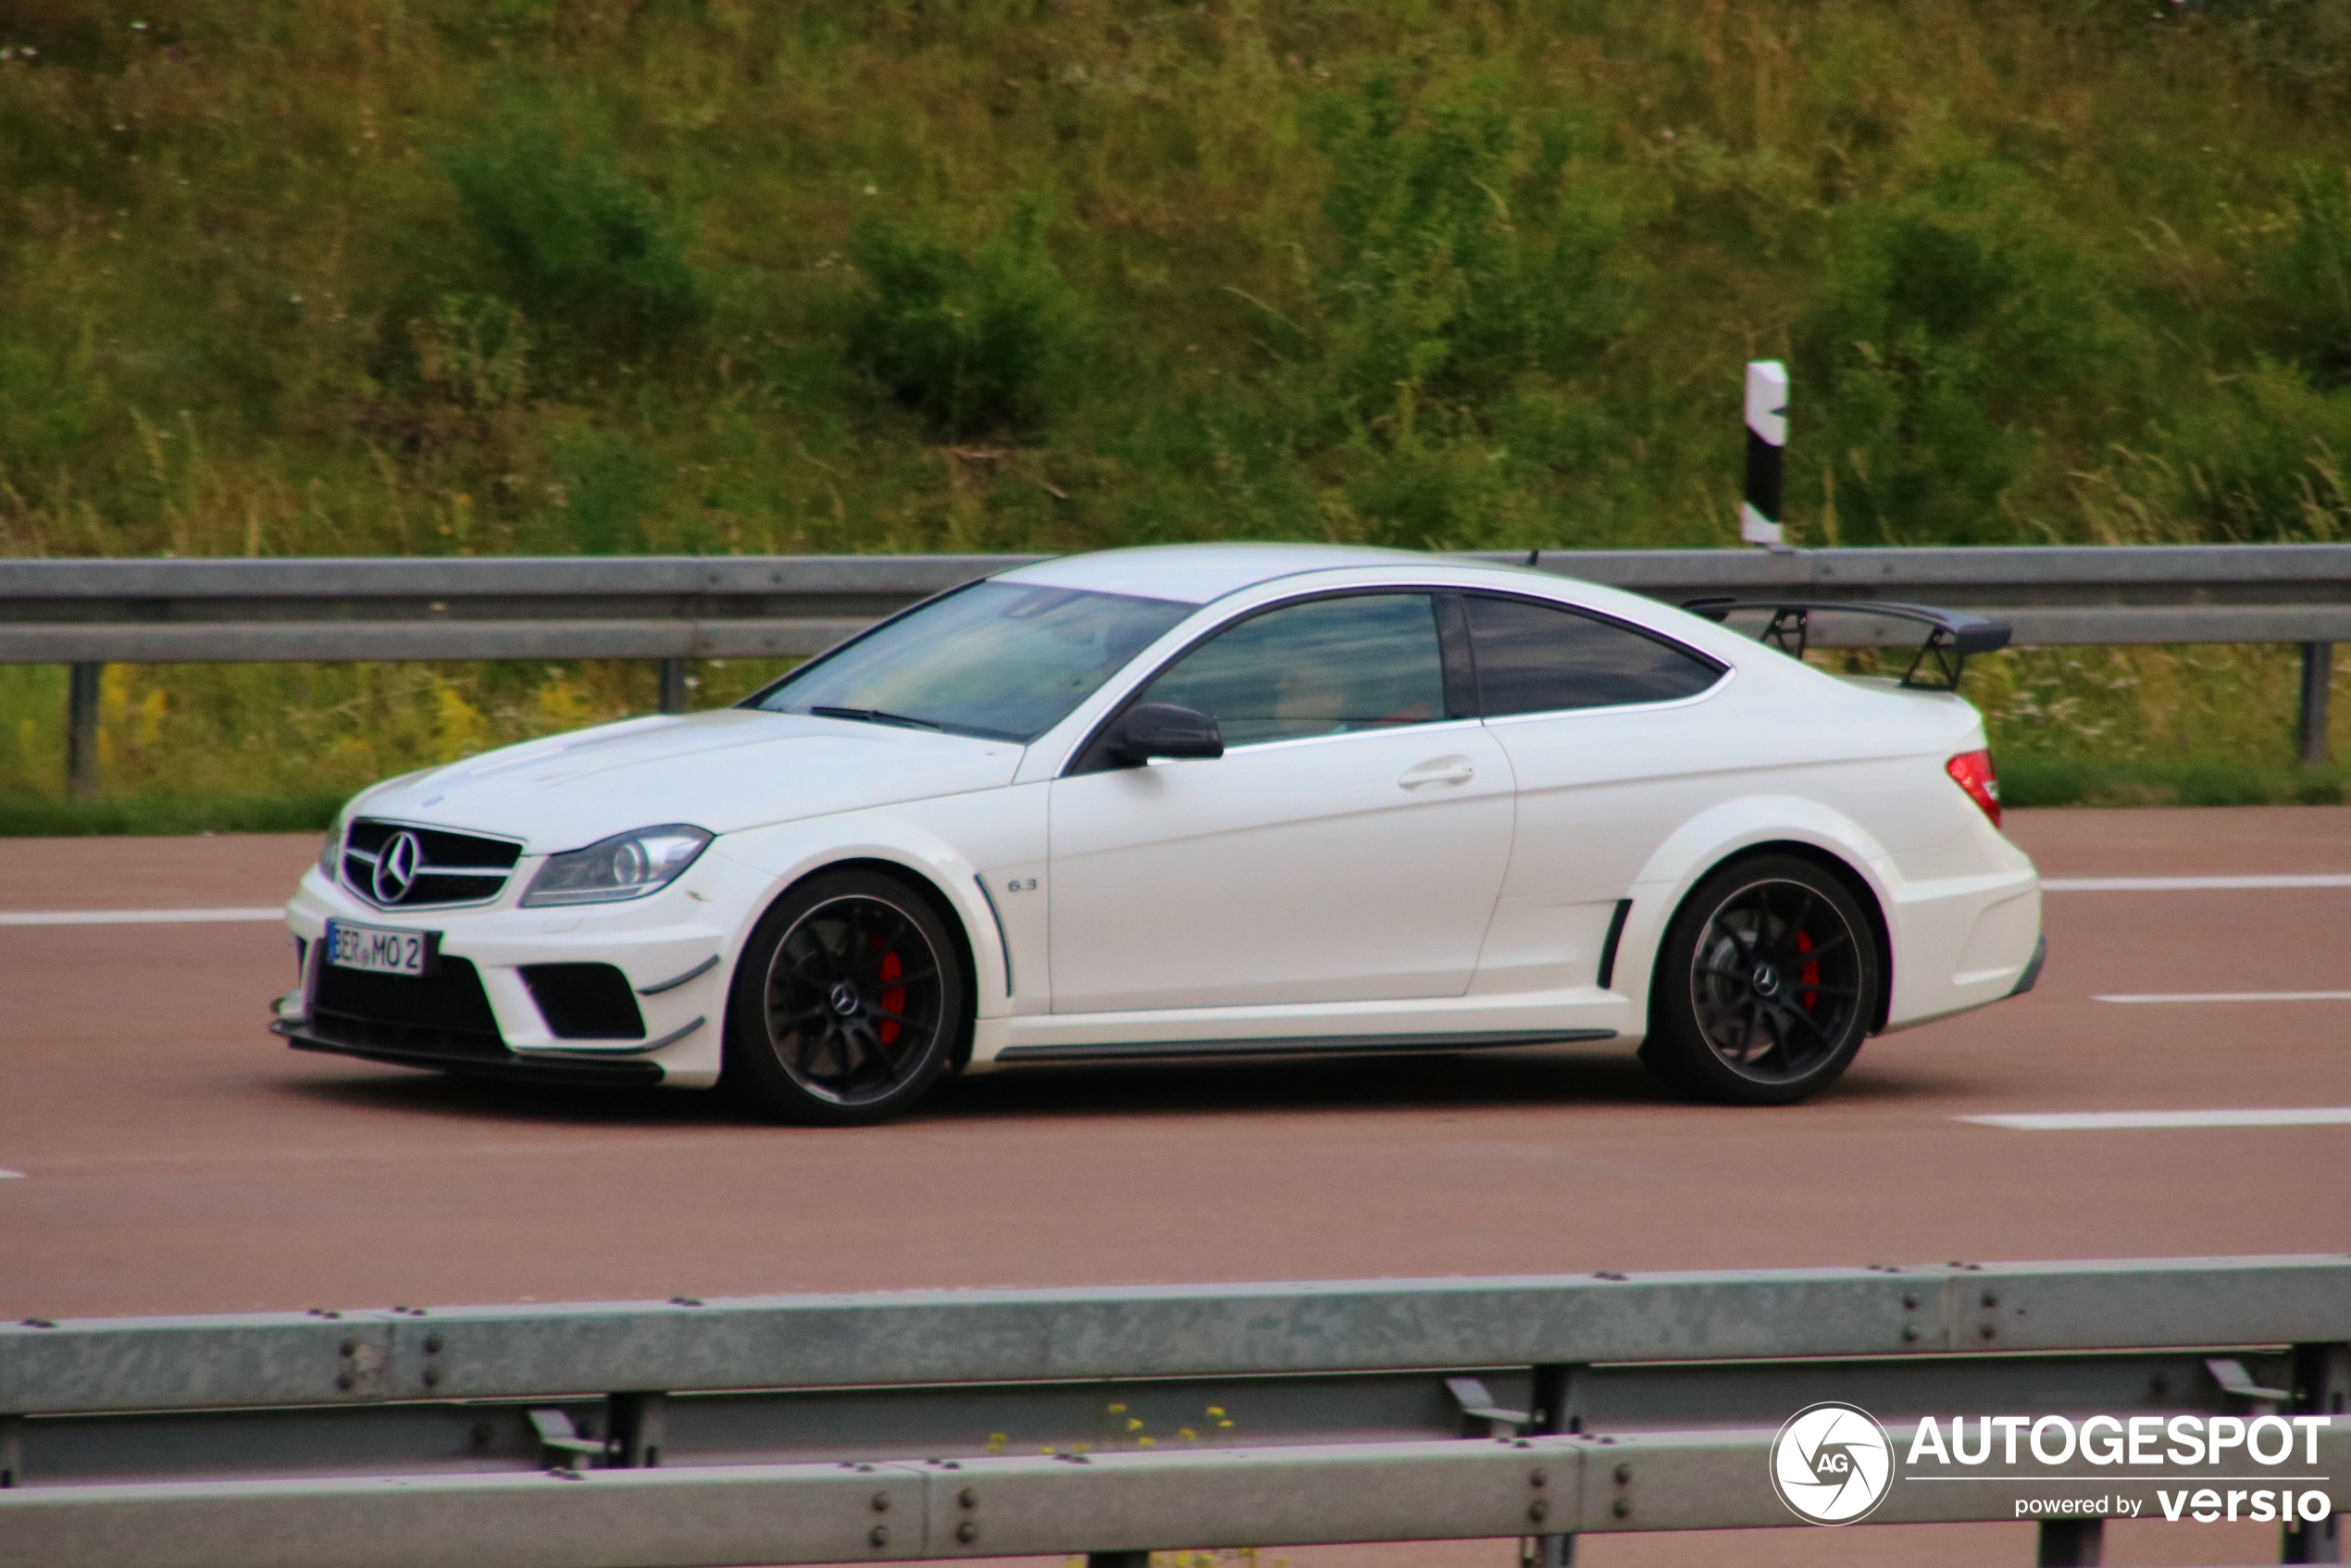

{"left": 1138, "top": 593, "right": 1448, "bottom": 746}
{"left": 1466, "top": 594, "right": 1724, "bottom": 716}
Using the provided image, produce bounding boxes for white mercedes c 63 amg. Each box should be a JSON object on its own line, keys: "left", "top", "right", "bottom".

{"left": 278, "top": 543, "right": 2044, "bottom": 1122}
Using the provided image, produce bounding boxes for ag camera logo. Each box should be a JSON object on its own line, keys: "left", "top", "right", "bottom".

{"left": 1771, "top": 1401, "right": 1896, "bottom": 1524}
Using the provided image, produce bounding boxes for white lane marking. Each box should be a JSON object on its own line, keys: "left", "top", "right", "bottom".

{"left": 2041, "top": 874, "right": 2351, "bottom": 891}
{"left": 10, "top": 877, "right": 2340, "bottom": 916}
{"left": 1961, "top": 1108, "right": 2351, "bottom": 1130}
{"left": 11, "top": 879, "right": 2341, "bottom": 915}
{"left": 0, "top": 1170, "right": 22, "bottom": 1179}
{"left": 0, "top": 907, "right": 282, "bottom": 927}
{"left": 2096, "top": 990, "right": 2351, "bottom": 1004}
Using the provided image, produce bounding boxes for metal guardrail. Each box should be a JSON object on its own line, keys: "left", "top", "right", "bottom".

{"left": 1, "top": 1256, "right": 2345, "bottom": 1566}
{"left": 6, "top": 543, "right": 2349, "bottom": 796}
{"left": 0, "top": 554, "right": 1029, "bottom": 666}
{"left": 11, "top": 543, "right": 2351, "bottom": 661}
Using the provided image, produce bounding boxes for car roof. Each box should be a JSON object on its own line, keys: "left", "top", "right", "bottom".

{"left": 987, "top": 541, "right": 1802, "bottom": 679}
{"left": 992, "top": 542, "right": 1442, "bottom": 605}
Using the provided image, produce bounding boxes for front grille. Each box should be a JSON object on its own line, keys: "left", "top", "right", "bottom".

{"left": 309, "top": 956, "right": 508, "bottom": 1060}
{"left": 521, "top": 964, "right": 646, "bottom": 1039}
{"left": 342, "top": 819, "right": 522, "bottom": 910}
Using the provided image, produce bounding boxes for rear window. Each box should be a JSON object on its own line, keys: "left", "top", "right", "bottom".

{"left": 1466, "top": 594, "right": 1725, "bottom": 716}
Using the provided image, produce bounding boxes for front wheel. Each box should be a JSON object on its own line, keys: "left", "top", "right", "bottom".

{"left": 1638, "top": 855, "right": 1884, "bottom": 1106}
{"left": 725, "top": 869, "right": 967, "bottom": 1125}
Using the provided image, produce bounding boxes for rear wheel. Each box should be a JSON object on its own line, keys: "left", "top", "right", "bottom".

{"left": 725, "top": 869, "right": 966, "bottom": 1125}
{"left": 1638, "top": 855, "right": 1883, "bottom": 1106}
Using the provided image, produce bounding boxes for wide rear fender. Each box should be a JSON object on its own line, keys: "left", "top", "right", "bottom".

{"left": 1608, "top": 794, "right": 1897, "bottom": 1032}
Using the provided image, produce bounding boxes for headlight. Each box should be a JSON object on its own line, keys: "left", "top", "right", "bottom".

{"left": 318, "top": 815, "right": 346, "bottom": 878}
{"left": 521, "top": 825, "right": 713, "bottom": 907}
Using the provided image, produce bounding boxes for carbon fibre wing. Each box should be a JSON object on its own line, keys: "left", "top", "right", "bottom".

{"left": 1679, "top": 598, "right": 2011, "bottom": 691}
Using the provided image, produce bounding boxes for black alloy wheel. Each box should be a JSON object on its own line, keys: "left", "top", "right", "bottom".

{"left": 1639, "top": 854, "right": 1883, "bottom": 1106}
{"left": 725, "top": 869, "right": 967, "bottom": 1125}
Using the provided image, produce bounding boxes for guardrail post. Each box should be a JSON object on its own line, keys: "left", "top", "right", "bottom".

{"left": 608, "top": 1391, "right": 666, "bottom": 1468}
{"left": 1519, "top": 1363, "right": 1585, "bottom": 1567}
{"left": 0, "top": 1413, "right": 21, "bottom": 1487}
{"left": 2301, "top": 643, "right": 2334, "bottom": 767}
{"left": 2036, "top": 1517, "right": 2101, "bottom": 1565}
{"left": 659, "top": 657, "right": 690, "bottom": 716}
{"left": 64, "top": 663, "right": 101, "bottom": 800}
{"left": 2284, "top": 1343, "right": 2347, "bottom": 1562}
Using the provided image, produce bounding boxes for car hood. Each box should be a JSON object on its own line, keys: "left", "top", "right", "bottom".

{"left": 346, "top": 709, "right": 1022, "bottom": 853}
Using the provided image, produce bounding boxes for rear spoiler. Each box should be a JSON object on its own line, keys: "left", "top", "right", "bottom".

{"left": 1680, "top": 598, "right": 2011, "bottom": 692}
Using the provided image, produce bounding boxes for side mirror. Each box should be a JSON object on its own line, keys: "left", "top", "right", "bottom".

{"left": 1109, "top": 703, "right": 1224, "bottom": 765}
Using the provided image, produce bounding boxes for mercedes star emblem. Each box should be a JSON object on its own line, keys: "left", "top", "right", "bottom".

{"left": 372, "top": 830, "right": 424, "bottom": 904}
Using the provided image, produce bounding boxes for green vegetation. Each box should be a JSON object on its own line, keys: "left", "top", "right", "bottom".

{"left": 2002, "top": 753, "right": 2351, "bottom": 809}
{"left": 6, "top": 0, "right": 2351, "bottom": 820}
{"left": 0, "top": 788, "right": 348, "bottom": 838}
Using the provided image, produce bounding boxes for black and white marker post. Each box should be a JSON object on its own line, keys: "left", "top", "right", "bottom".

{"left": 1740, "top": 358, "right": 1790, "bottom": 550}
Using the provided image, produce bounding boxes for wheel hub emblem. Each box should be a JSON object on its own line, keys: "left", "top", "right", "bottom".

{"left": 1751, "top": 962, "right": 1781, "bottom": 996}
{"left": 372, "top": 831, "right": 423, "bottom": 904}
{"left": 827, "top": 980, "right": 861, "bottom": 1017}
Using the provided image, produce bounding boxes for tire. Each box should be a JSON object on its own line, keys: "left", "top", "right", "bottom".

{"left": 1638, "top": 854, "right": 1885, "bottom": 1106}
{"left": 724, "top": 868, "right": 968, "bottom": 1126}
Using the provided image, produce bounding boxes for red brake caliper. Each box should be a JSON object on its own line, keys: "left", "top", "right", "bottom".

{"left": 876, "top": 944, "right": 904, "bottom": 1048}
{"left": 1797, "top": 928, "right": 1819, "bottom": 1013}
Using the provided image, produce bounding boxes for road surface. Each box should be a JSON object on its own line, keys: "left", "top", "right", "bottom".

{"left": 4, "top": 806, "right": 2345, "bottom": 1567}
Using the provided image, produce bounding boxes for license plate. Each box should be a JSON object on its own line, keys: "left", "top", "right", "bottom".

{"left": 324, "top": 920, "right": 438, "bottom": 977}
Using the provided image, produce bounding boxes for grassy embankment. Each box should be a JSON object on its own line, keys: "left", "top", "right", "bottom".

{"left": 9, "top": 0, "right": 2351, "bottom": 830}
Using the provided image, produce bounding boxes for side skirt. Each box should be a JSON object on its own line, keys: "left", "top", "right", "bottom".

{"left": 993, "top": 1028, "right": 1616, "bottom": 1064}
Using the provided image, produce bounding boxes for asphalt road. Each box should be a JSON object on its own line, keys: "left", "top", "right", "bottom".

{"left": 4, "top": 806, "right": 2346, "bottom": 1568}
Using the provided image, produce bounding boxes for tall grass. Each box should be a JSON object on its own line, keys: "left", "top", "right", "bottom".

{"left": 8, "top": 0, "right": 2351, "bottom": 815}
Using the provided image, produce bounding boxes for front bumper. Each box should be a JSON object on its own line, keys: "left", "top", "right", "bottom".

{"left": 278, "top": 856, "right": 766, "bottom": 1089}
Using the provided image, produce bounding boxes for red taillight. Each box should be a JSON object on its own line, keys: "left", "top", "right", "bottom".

{"left": 1947, "top": 749, "right": 2002, "bottom": 828}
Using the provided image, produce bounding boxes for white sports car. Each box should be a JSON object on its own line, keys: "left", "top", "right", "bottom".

{"left": 277, "top": 543, "right": 2044, "bottom": 1122}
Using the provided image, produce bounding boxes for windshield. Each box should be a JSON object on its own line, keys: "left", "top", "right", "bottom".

{"left": 749, "top": 580, "right": 1196, "bottom": 741}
